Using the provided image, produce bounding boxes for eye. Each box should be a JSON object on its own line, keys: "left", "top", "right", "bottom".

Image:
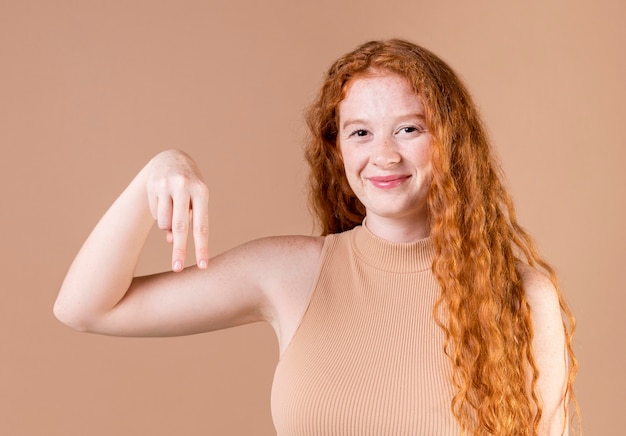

{"left": 402, "top": 127, "right": 418, "bottom": 133}
{"left": 349, "top": 129, "right": 369, "bottom": 137}
{"left": 397, "top": 125, "right": 426, "bottom": 135}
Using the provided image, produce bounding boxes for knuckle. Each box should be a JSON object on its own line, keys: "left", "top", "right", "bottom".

{"left": 194, "top": 223, "right": 209, "bottom": 235}
{"left": 152, "top": 174, "right": 188, "bottom": 192}
{"left": 172, "top": 220, "right": 189, "bottom": 232}
{"left": 194, "top": 182, "right": 209, "bottom": 197}
{"left": 170, "top": 174, "right": 190, "bottom": 189}
{"left": 148, "top": 177, "right": 170, "bottom": 194}
{"left": 156, "top": 177, "right": 170, "bottom": 190}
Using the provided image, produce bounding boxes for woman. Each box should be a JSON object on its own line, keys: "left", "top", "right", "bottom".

{"left": 55, "top": 39, "right": 577, "bottom": 435}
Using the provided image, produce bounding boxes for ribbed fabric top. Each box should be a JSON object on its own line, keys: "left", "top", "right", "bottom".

{"left": 271, "top": 224, "right": 460, "bottom": 435}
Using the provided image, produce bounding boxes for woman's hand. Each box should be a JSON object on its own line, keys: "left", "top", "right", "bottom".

{"left": 146, "top": 150, "right": 210, "bottom": 272}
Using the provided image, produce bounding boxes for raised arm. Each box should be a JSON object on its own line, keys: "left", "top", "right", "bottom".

{"left": 53, "top": 150, "right": 323, "bottom": 344}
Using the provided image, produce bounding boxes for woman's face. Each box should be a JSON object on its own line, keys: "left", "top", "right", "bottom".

{"left": 338, "top": 73, "right": 433, "bottom": 234}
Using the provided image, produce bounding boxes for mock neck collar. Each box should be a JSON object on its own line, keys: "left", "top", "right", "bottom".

{"left": 350, "top": 223, "right": 434, "bottom": 273}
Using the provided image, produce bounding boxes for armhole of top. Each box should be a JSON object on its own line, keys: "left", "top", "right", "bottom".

{"left": 277, "top": 233, "right": 336, "bottom": 361}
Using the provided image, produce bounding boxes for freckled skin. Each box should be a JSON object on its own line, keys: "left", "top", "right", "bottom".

{"left": 338, "top": 73, "right": 433, "bottom": 242}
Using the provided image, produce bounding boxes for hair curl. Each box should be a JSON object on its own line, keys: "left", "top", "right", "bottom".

{"left": 304, "top": 39, "right": 578, "bottom": 435}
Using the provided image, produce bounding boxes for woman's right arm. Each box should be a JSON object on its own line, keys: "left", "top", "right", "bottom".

{"left": 53, "top": 149, "right": 209, "bottom": 332}
{"left": 53, "top": 150, "right": 322, "bottom": 340}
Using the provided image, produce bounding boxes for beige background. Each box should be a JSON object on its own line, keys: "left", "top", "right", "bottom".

{"left": 1, "top": 0, "right": 623, "bottom": 434}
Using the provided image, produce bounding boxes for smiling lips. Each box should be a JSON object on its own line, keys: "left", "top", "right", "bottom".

{"left": 368, "top": 174, "right": 411, "bottom": 189}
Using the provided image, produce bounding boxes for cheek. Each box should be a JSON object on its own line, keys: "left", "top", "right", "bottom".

{"left": 336, "top": 145, "right": 357, "bottom": 186}
{"left": 338, "top": 152, "right": 362, "bottom": 191}
{"left": 339, "top": 146, "right": 360, "bottom": 174}
{"left": 415, "top": 140, "right": 433, "bottom": 169}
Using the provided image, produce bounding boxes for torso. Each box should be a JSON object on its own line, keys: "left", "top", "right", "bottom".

{"left": 270, "top": 225, "right": 461, "bottom": 435}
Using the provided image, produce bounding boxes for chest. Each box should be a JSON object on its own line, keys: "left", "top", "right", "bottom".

{"left": 271, "top": 248, "right": 460, "bottom": 435}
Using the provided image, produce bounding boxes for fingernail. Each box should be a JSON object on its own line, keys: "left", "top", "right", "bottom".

{"left": 173, "top": 261, "right": 182, "bottom": 271}
{"left": 198, "top": 260, "right": 208, "bottom": 269}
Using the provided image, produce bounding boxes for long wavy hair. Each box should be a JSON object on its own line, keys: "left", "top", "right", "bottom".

{"left": 305, "top": 39, "right": 578, "bottom": 435}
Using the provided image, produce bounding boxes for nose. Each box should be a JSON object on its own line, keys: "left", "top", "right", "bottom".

{"left": 371, "top": 137, "right": 401, "bottom": 168}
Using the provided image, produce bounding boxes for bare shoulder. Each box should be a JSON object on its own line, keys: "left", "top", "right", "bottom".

{"left": 211, "top": 234, "right": 325, "bottom": 305}
{"left": 250, "top": 234, "right": 326, "bottom": 293}
{"left": 254, "top": 234, "right": 325, "bottom": 256}
{"left": 515, "top": 263, "right": 562, "bottom": 317}
{"left": 236, "top": 234, "right": 325, "bottom": 271}
{"left": 515, "top": 263, "right": 563, "bottom": 345}
{"left": 240, "top": 235, "right": 325, "bottom": 352}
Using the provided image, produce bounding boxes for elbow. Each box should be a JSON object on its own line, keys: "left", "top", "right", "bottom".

{"left": 53, "top": 299, "right": 91, "bottom": 333}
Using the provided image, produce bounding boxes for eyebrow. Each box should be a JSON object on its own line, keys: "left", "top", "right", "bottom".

{"left": 340, "top": 118, "right": 368, "bottom": 131}
{"left": 340, "top": 113, "right": 426, "bottom": 131}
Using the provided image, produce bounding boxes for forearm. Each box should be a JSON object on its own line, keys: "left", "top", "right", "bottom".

{"left": 54, "top": 164, "right": 155, "bottom": 331}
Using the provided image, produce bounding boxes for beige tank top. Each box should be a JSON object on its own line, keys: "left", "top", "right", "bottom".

{"left": 271, "top": 224, "right": 461, "bottom": 435}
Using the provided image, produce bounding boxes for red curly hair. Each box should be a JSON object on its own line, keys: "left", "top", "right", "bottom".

{"left": 305, "top": 39, "right": 578, "bottom": 435}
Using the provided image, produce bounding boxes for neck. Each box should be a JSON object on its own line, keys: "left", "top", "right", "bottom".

{"left": 363, "top": 215, "right": 429, "bottom": 243}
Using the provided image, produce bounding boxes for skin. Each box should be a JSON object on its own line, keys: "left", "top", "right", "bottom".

{"left": 338, "top": 73, "right": 433, "bottom": 243}
{"left": 54, "top": 74, "right": 569, "bottom": 434}
{"left": 518, "top": 263, "right": 570, "bottom": 435}
{"left": 54, "top": 149, "right": 322, "bottom": 352}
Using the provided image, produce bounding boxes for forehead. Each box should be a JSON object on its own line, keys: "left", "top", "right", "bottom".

{"left": 344, "top": 70, "right": 415, "bottom": 94}
{"left": 339, "top": 73, "right": 425, "bottom": 119}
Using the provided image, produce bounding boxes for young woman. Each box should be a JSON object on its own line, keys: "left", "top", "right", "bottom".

{"left": 55, "top": 39, "right": 577, "bottom": 435}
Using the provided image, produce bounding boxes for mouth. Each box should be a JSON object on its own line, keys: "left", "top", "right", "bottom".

{"left": 367, "top": 174, "right": 411, "bottom": 189}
